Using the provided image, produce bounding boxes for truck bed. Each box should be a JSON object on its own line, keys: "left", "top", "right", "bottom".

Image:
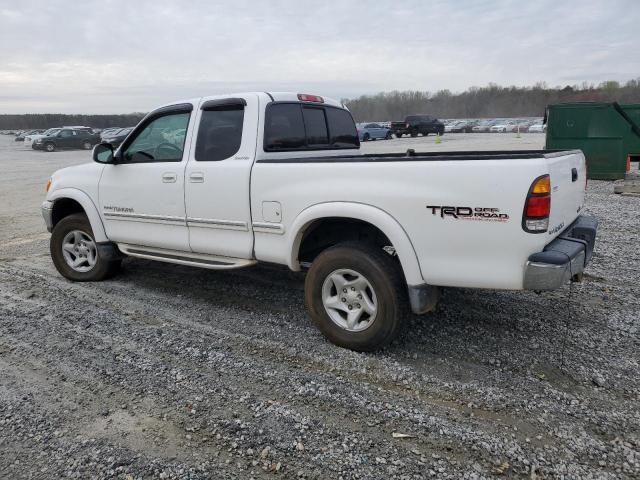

{"left": 252, "top": 148, "right": 586, "bottom": 289}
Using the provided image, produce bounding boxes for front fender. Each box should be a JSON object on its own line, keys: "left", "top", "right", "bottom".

{"left": 288, "top": 202, "right": 424, "bottom": 286}
{"left": 47, "top": 187, "right": 108, "bottom": 242}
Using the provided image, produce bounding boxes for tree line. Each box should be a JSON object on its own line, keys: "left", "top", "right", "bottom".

{"left": 0, "top": 113, "right": 145, "bottom": 131}
{"left": 3, "top": 79, "right": 640, "bottom": 128}
{"left": 344, "top": 79, "right": 640, "bottom": 122}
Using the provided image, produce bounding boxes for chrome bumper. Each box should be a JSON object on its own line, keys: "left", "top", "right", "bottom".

{"left": 41, "top": 200, "right": 53, "bottom": 232}
{"left": 523, "top": 215, "right": 598, "bottom": 291}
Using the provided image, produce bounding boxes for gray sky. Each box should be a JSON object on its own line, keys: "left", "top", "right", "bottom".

{"left": 1, "top": 0, "right": 638, "bottom": 113}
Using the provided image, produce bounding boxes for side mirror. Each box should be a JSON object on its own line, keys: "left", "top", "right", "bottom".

{"left": 93, "top": 143, "right": 115, "bottom": 164}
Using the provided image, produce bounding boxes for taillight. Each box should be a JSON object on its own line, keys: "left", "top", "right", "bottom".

{"left": 297, "top": 94, "right": 324, "bottom": 103}
{"left": 522, "top": 174, "right": 551, "bottom": 233}
{"left": 406, "top": 123, "right": 410, "bottom": 128}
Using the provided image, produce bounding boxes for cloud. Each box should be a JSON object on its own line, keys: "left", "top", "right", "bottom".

{"left": 0, "top": 0, "right": 637, "bottom": 113}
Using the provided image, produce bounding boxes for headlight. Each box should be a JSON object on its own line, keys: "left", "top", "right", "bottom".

{"left": 35, "top": 139, "right": 43, "bottom": 144}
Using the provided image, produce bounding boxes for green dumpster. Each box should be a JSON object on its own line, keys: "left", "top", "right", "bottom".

{"left": 545, "top": 102, "right": 640, "bottom": 180}
{"left": 621, "top": 104, "right": 640, "bottom": 156}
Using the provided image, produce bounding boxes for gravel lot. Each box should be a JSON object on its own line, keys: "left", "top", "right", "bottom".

{"left": 0, "top": 133, "right": 638, "bottom": 479}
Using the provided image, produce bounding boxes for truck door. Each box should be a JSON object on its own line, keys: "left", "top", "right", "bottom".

{"left": 184, "top": 94, "right": 258, "bottom": 259}
{"left": 98, "top": 103, "right": 195, "bottom": 251}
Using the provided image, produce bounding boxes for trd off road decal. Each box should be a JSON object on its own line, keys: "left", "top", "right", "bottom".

{"left": 426, "top": 205, "right": 509, "bottom": 222}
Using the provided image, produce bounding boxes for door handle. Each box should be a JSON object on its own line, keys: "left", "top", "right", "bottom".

{"left": 162, "top": 172, "right": 177, "bottom": 183}
{"left": 189, "top": 172, "right": 205, "bottom": 183}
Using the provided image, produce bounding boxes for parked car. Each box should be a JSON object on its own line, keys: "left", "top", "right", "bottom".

{"left": 33, "top": 128, "right": 100, "bottom": 152}
{"left": 490, "top": 121, "right": 518, "bottom": 133}
{"left": 472, "top": 119, "right": 498, "bottom": 132}
{"left": 100, "top": 127, "right": 134, "bottom": 147}
{"left": 100, "top": 127, "right": 122, "bottom": 139}
{"left": 446, "top": 120, "right": 476, "bottom": 133}
{"left": 42, "top": 91, "right": 597, "bottom": 352}
{"left": 25, "top": 128, "right": 61, "bottom": 148}
{"left": 391, "top": 115, "right": 445, "bottom": 138}
{"left": 15, "top": 129, "right": 42, "bottom": 141}
{"left": 444, "top": 121, "right": 460, "bottom": 133}
{"left": 357, "top": 123, "right": 392, "bottom": 141}
{"left": 528, "top": 122, "right": 547, "bottom": 133}
{"left": 513, "top": 120, "right": 534, "bottom": 132}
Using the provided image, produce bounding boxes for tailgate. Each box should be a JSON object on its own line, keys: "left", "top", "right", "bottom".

{"left": 545, "top": 151, "right": 586, "bottom": 239}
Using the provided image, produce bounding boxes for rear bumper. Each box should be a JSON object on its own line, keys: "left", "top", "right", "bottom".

{"left": 523, "top": 215, "right": 598, "bottom": 290}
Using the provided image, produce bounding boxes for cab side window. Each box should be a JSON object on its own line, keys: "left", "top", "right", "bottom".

{"left": 195, "top": 106, "right": 244, "bottom": 161}
{"left": 123, "top": 112, "right": 190, "bottom": 163}
{"left": 59, "top": 129, "right": 74, "bottom": 138}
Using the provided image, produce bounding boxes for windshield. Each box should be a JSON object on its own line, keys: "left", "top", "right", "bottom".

{"left": 46, "top": 128, "right": 61, "bottom": 136}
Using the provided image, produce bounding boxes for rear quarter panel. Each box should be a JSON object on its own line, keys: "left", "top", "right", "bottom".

{"left": 252, "top": 157, "right": 557, "bottom": 289}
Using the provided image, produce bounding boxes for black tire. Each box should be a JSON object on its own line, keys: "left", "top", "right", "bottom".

{"left": 305, "top": 242, "right": 407, "bottom": 352}
{"left": 410, "top": 131, "right": 417, "bottom": 138}
{"left": 395, "top": 132, "right": 402, "bottom": 138}
{"left": 363, "top": 133, "right": 370, "bottom": 142}
{"left": 423, "top": 132, "right": 429, "bottom": 137}
{"left": 385, "top": 131, "right": 392, "bottom": 140}
{"left": 82, "top": 141, "right": 92, "bottom": 150}
{"left": 44, "top": 142, "right": 55, "bottom": 152}
{"left": 50, "top": 213, "right": 120, "bottom": 282}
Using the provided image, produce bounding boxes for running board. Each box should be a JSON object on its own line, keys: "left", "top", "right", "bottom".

{"left": 117, "top": 244, "right": 256, "bottom": 270}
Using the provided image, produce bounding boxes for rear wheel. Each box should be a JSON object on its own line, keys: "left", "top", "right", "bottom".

{"left": 82, "top": 141, "right": 92, "bottom": 150}
{"left": 50, "top": 213, "right": 120, "bottom": 282}
{"left": 363, "top": 133, "right": 370, "bottom": 142}
{"left": 305, "top": 242, "right": 407, "bottom": 351}
{"left": 385, "top": 131, "right": 392, "bottom": 140}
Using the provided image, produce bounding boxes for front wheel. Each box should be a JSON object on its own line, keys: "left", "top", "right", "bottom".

{"left": 362, "top": 133, "right": 370, "bottom": 142}
{"left": 82, "top": 141, "right": 92, "bottom": 150}
{"left": 45, "top": 142, "right": 55, "bottom": 152}
{"left": 50, "top": 213, "right": 120, "bottom": 281}
{"left": 305, "top": 242, "right": 407, "bottom": 351}
{"left": 385, "top": 131, "right": 392, "bottom": 140}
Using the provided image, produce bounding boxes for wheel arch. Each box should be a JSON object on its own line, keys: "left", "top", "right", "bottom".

{"left": 48, "top": 188, "right": 108, "bottom": 242}
{"left": 288, "top": 202, "right": 424, "bottom": 286}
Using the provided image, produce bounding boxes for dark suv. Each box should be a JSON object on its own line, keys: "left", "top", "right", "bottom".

{"left": 33, "top": 128, "right": 100, "bottom": 152}
{"left": 391, "top": 115, "right": 445, "bottom": 138}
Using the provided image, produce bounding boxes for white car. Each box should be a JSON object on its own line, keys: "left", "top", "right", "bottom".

{"left": 41, "top": 92, "right": 597, "bottom": 351}
{"left": 528, "top": 123, "right": 547, "bottom": 133}
{"left": 490, "top": 121, "right": 517, "bottom": 132}
{"left": 24, "top": 128, "right": 61, "bottom": 148}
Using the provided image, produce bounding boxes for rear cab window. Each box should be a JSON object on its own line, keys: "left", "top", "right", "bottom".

{"left": 264, "top": 102, "right": 359, "bottom": 152}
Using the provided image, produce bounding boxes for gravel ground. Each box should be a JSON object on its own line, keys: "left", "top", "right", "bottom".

{"left": 0, "top": 134, "right": 638, "bottom": 479}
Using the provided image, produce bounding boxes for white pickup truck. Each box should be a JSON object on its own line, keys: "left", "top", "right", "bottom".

{"left": 42, "top": 92, "right": 598, "bottom": 351}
